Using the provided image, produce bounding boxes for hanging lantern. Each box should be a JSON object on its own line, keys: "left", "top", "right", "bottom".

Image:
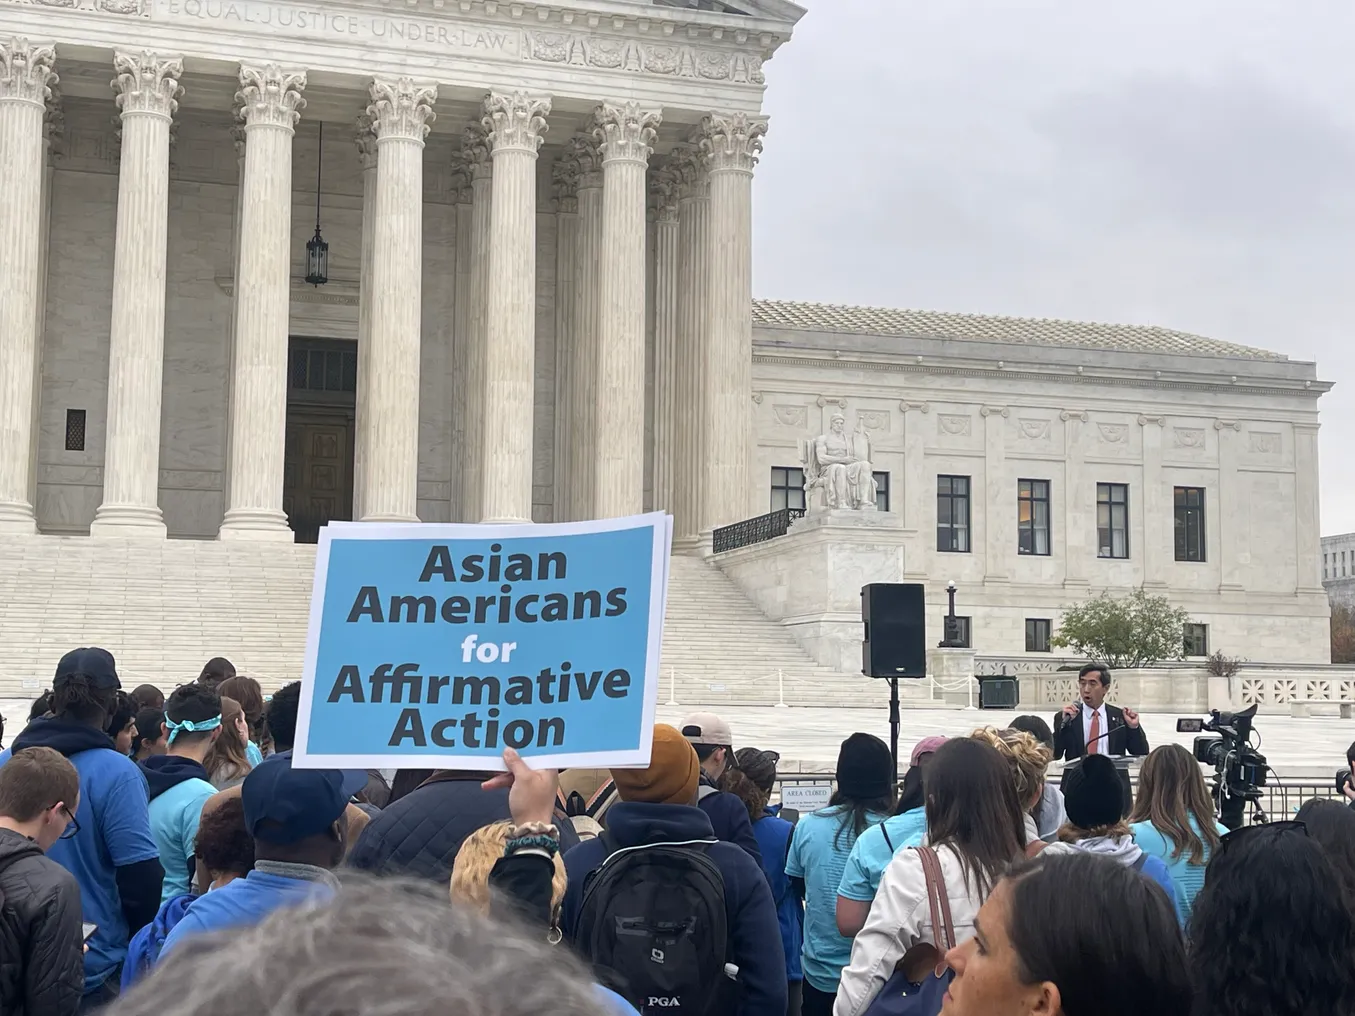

{"left": 305, "top": 121, "right": 329, "bottom": 287}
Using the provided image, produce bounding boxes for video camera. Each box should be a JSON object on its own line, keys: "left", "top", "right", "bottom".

{"left": 1176, "top": 704, "right": 1268, "bottom": 830}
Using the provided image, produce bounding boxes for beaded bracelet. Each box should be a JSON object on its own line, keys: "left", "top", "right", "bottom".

{"left": 504, "top": 833, "right": 560, "bottom": 858}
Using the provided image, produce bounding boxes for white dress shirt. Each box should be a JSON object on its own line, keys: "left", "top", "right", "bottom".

{"left": 1081, "top": 703, "right": 1109, "bottom": 752}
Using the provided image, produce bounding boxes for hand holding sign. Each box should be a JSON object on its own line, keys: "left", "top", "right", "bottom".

{"left": 293, "top": 514, "right": 672, "bottom": 771}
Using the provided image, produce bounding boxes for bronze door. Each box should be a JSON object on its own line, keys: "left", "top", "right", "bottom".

{"left": 283, "top": 411, "right": 354, "bottom": 543}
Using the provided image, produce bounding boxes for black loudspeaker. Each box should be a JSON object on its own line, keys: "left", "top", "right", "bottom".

{"left": 978, "top": 677, "right": 1019, "bottom": 709}
{"left": 861, "top": 583, "right": 927, "bottom": 678}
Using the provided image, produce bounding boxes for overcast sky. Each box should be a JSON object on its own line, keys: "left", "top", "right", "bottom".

{"left": 752, "top": 0, "right": 1355, "bottom": 535}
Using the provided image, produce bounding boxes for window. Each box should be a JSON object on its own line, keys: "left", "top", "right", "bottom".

{"left": 1183, "top": 622, "right": 1209, "bottom": 657}
{"left": 1017, "top": 479, "right": 1051, "bottom": 555}
{"left": 937, "top": 475, "right": 971, "bottom": 552}
{"left": 946, "top": 615, "right": 972, "bottom": 649}
{"left": 1324, "top": 552, "right": 1329, "bottom": 579}
{"left": 873, "top": 471, "right": 890, "bottom": 512}
{"left": 64, "top": 409, "right": 86, "bottom": 452}
{"left": 1174, "top": 487, "right": 1206, "bottom": 562}
{"left": 1025, "top": 618, "right": 1052, "bottom": 653}
{"left": 1096, "top": 483, "right": 1129, "bottom": 559}
{"left": 289, "top": 345, "right": 357, "bottom": 393}
{"left": 770, "top": 467, "right": 805, "bottom": 512}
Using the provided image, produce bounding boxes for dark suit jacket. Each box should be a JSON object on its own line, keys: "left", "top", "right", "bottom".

{"left": 1052, "top": 703, "right": 1149, "bottom": 760}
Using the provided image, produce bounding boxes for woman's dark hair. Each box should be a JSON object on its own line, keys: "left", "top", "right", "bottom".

{"left": 217, "top": 675, "right": 265, "bottom": 743}
{"left": 1009, "top": 714, "right": 1053, "bottom": 750}
{"left": 924, "top": 737, "right": 1025, "bottom": 896}
{"left": 28, "top": 690, "right": 53, "bottom": 722}
{"left": 131, "top": 684, "right": 165, "bottom": 711}
{"left": 263, "top": 681, "right": 301, "bottom": 753}
{"left": 721, "top": 747, "right": 778, "bottom": 824}
{"left": 1002, "top": 852, "right": 1190, "bottom": 1016}
{"left": 194, "top": 796, "right": 256, "bottom": 881}
{"left": 894, "top": 763, "right": 925, "bottom": 816}
{"left": 826, "top": 787, "right": 896, "bottom": 850}
{"left": 104, "top": 691, "right": 137, "bottom": 744}
{"left": 131, "top": 706, "right": 166, "bottom": 757}
{"left": 1295, "top": 799, "right": 1355, "bottom": 914}
{"left": 198, "top": 657, "right": 236, "bottom": 689}
{"left": 1190, "top": 823, "right": 1355, "bottom": 1016}
{"left": 52, "top": 675, "right": 119, "bottom": 726}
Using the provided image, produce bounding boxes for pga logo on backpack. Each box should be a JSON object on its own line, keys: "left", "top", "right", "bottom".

{"left": 292, "top": 513, "right": 672, "bottom": 771}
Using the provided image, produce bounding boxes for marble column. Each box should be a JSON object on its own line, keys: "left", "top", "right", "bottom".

{"left": 567, "top": 134, "right": 603, "bottom": 522}
{"left": 461, "top": 127, "right": 492, "bottom": 523}
{"left": 1061, "top": 410, "right": 1089, "bottom": 588}
{"left": 218, "top": 64, "right": 306, "bottom": 541}
{"left": 900, "top": 401, "right": 931, "bottom": 579}
{"left": 1138, "top": 414, "right": 1167, "bottom": 588}
{"left": 551, "top": 155, "right": 580, "bottom": 521}
{"left": 670, "top": 144, "right": 707, "bottom": 547}
{"left": 351, "top": 114, "right": 378, "bottom": 522}
{"left": 981, "top": 405, "right": 1009, "bottom": 582}
{"left": 1294, "top": 422, "right": 1323, "bottom": 593}
{"left": 27, "top": 86, "right": 61, "bottom": 514}
{"left": 0, "top": 39, "right": 56, "bottom": 533}
{"left": 592, "top": 102, "right": 659, "bottom": 518}
{"left": 481, "top": 91, "right": 550, "bottom": 523}
{"left": 91, "top": 51, "right": 182, "bottom": 538}
{"left": 448, "top": 158, "right": 473, "bottom": 522}
{"left": 698, "top": 113, "right": 765, "bottom": 537}
{"left": 221, "top": 122, "right": 246, "bottom": 513}
{"left": 357, "top": 77, "right": 436, "bottom": 522}
{"left": 649, "top": 164, "right": 681, "bottom": 516}
{"left": 1215, "top": 419, "right": 1244, "bottom": 592}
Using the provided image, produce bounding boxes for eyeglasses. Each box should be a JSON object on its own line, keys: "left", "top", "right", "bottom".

{"left": 1217, "top": 819, "right": 1305, "bottom": 856}
{"left": 58, "top": 805, "right": 80, "bottom": 840}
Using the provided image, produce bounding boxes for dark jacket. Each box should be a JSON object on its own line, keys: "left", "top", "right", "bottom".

{"left": 0, "top": 828, "right": 84, "bottom": 1016}
{"left": 698, "top": 774, "right": 763, "bottom": 867}
{"left": 347, "top": 772, "right": 579, "bottom": 882}
{"left": 1052, "top": 703, "right": 1149, "bottom": 760}
{"left": 561, "top": 802, "right": 787, "bottom": 1016}
{"left": 138, "top": 756, "right": 211, "bottom": 801}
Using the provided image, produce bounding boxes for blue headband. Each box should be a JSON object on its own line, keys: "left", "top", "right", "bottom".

{"left": 165, "top": 713, "right": 222, "bottom": 745}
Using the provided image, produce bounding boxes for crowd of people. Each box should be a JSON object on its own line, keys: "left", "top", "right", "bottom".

{"left": 3, "top": 651, "right": 1355, "bottom": 1016}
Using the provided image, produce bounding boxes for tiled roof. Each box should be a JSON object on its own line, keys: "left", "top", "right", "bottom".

{"left": 752, "top": 299, "right": 1284, "bottom": 361}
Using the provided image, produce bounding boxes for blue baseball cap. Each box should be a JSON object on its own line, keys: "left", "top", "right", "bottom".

{"left": 241, "top": 752, "right": 368, "bottom": 845}
{"left": 54, "top": 647, "right": 120, "bottom": 690}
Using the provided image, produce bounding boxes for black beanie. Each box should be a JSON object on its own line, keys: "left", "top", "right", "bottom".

{"left": 836, "top": 733, "right": 893, "bottom": 799}
{"left": 1061, "top": 754, "right": 1125, "bottom": 830}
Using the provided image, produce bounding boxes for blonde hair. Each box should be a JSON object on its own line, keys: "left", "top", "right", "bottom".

{"left": 450, "top": 821, "right": 567, "bottom": 920}
{"left": 970, "top": 726, "right": 1052, "bottom": 810}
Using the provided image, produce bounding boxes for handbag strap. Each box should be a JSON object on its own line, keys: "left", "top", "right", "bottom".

{"left": 915, "top": 846, "right": 957, "bottom": 953}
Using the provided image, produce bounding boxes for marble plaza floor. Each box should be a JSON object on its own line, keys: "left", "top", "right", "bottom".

{"left": 3, "top": 699, "right": 1348, "bottom": 779}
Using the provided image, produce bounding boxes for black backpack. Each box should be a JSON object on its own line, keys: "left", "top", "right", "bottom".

{"left": 577, "top": 835, "right": 731, "bottom": 1016}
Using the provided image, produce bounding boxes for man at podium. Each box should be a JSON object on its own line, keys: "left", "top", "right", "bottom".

{"left": 1052, "top": 663, "right": 1149, "bottom": 761}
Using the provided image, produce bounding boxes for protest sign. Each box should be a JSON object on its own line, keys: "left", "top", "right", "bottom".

{"left": 293, "top": 513, "right": 672, "bottom": 770}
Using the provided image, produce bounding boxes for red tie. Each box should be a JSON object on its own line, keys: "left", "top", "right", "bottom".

{"left": 1088, "top": 710, "right": 1101, "bottom": 755}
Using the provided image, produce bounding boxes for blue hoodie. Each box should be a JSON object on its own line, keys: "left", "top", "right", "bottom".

{"left": 139, "top": 756, "right": 217, "bottom": 903}
{"left": 698, "top": 774, "right": 764, "bottom": 867}
{"left": 753, "top": 805, "right": 802, "bottom": 983}
{"left": 121, "top": 893, "right": 194, "bottom": 990}
{"left": 562, "top": 801, "right": 786, "bottom": 1016}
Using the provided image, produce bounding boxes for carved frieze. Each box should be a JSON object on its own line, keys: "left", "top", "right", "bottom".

{"left": 772, "top": 405, "right": 807, "bottom": 428}
{"left": 1173, "top": 427, "right": 1205, "bottom": 449}
{"left": 1017, "top": 418, "right": 1050, "bottom": 441}
{"left": 857, "top": 410, "right": 889, "bottom": 432}
{"left": 938, "top": 414, "right": 971, "bottom": 437}
{"left": 1250, "top": 431, "right": 1282, "bottom": 454}
{"left": 524, "top": 31, "right": 764, "bottom": 85}
{"left": 1096, "top": 423, "right": 1128, "bottom": 444}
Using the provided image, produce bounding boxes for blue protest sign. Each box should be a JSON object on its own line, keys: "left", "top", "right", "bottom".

{"left": 293, "top": 514, "right": 672, "bottom": 770}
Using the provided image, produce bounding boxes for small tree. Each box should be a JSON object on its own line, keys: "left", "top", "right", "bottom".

{"left": 1332, "top": 603, "right": 1355, "bottom": 665}
{"left": 1049, "top": 588, "right": 1190, "bottom": 669}
{"left": 1204, "top": 650, "right": 1245, "bottom": 678}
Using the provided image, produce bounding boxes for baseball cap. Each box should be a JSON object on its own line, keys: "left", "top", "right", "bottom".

{"left": 680, "top": 712, "right": 733, "bottom": 746}
{"left": 910, "top": 735, "right": 948, "bottom": 766}
{"left": 241, "top": 751, "right": 369, "bottom": 845}
{"left": 54, "top": 647, "right": 120, "bottom": 690}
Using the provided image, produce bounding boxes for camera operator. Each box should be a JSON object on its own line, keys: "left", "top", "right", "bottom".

{"left": 1337, "top": 741, "right": 1355, "bottom": 808}
{"left": 1052, "top": 663, "right": 1149, "bottom": 761}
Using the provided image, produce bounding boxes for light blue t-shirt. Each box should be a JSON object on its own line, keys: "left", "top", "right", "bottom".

{"left": 838, "top": 807, "right": 927, "bottom": 902}
{"left": 148, "top": 777, "right": 217, "bottom": 901}
{"left": 785, "top": 805, "right": 887, "bottom": 994}
{"left": 1131, "top": 817, "right": 1228, "bottom": 927}
{"left": 0, "top": 744, "right": 160, "bottom": 994}
{"left": 246, "top": 740, "right": 264, "bottom": 768}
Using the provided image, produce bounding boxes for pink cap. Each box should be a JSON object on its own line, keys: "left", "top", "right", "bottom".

{"left": 909, "top": 735, "right": 949, "bottom": 767}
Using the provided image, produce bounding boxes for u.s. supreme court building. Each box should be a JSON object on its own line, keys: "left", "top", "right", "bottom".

{"left": 0, "top": 0, "right": 1335, "bottom": 700}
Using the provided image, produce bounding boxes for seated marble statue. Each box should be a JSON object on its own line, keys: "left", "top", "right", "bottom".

{"left": 801, "top": 412, "right": 878, "bottom": 512}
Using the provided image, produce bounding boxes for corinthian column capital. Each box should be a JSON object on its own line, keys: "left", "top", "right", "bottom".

{"left": 368, "top": 77, "right": 437, "bottom": 143}
{"left": 236, "top": 64, "right": 306, "bottom": 132}
{"left": 700, "top": 112, "right": 767, "bottom": 174}
{"left": 482, "top": 91, "right": 551, "bottom": 154}
{"left": 553, "top": 155, "right": 581, "bottom": 213}
{"left": 667, "top": 144, "right": 705, "bottom": 200}
{"left": 354, "top": 112, "right": 377, "bottom": 169}
{"left": 0, "top": 38, "right": 57, "bottom": 106}
{"left": 567, "top": 133, "right": 603, "bottom": 189}
{"left": 461, "top": 123, "right": 493, "bottom": 181}
{"left": 593, "top": 101, "right": 660, "bottom": 165}
{"left": 112, "top": 51, "right": 183, "bottom": 120}
{"left": 650, "top": 163, "right": 681, "bottom": 223}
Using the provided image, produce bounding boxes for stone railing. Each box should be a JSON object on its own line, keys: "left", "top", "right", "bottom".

{"left": 711, "top": 507, "right": 805, "bottom": 554}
